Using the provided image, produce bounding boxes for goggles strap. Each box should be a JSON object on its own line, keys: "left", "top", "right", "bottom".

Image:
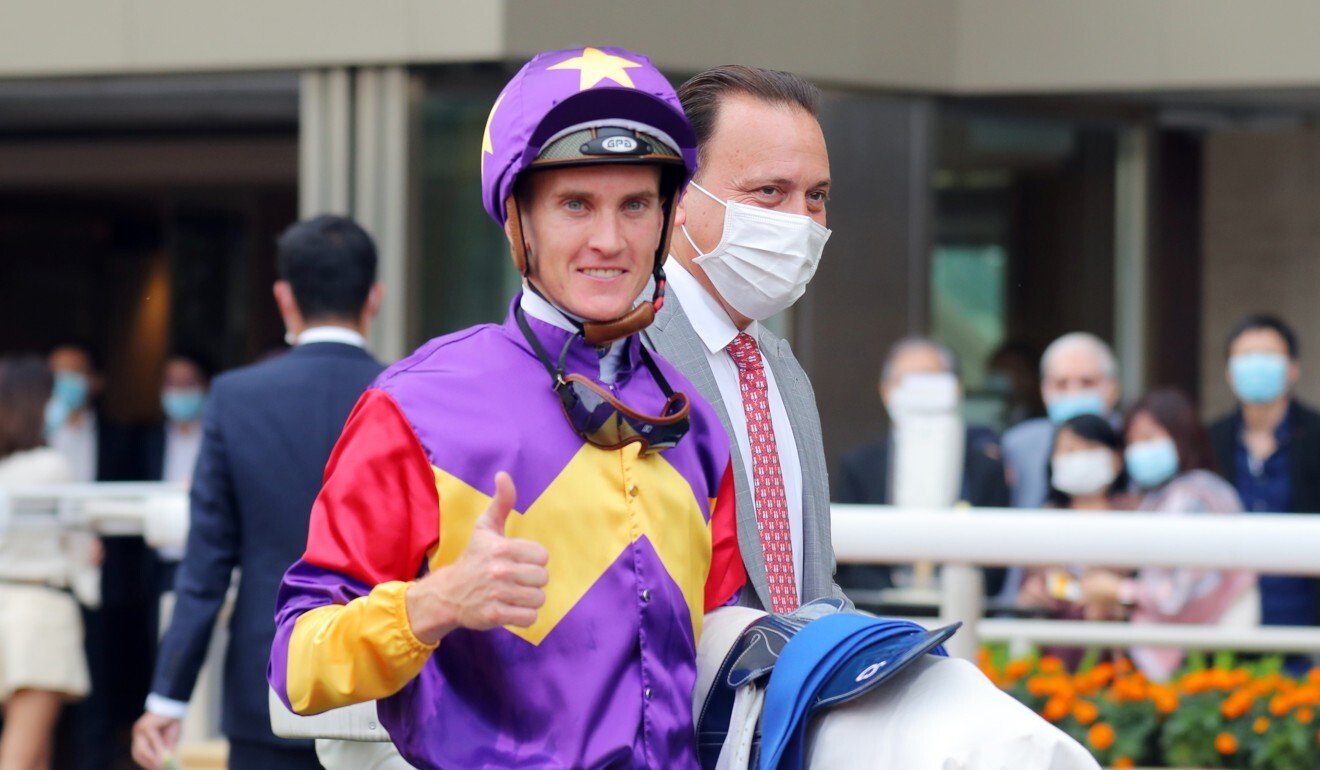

{"left": 514, "top": 303, "right": 576, "bottom": 383}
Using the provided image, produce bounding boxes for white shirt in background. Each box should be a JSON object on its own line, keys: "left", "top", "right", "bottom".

{"left": 663, "top": 258, "right": 803, "bottom": 595}
{"left": 295, "top": 326, "right": 367, "bottom": 348}
{"left": 162, "top": 423, "right": 203, "bottom": 486}
{"left": 50, "top": 412, "right": 98, "bottom": 483}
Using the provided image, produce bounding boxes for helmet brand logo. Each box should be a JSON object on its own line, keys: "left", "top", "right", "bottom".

{"left": 602, "top": 136, "right": 639, "bottom": 153}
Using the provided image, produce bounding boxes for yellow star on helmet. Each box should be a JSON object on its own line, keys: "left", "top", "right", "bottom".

{"left": 481, "top": 92, "right": 505, "bottom": 156}
{"left": 547, "top": 47, "right": 642, "bottom": 90}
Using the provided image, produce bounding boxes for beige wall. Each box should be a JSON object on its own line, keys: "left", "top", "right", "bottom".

{"left": 953, "top": 1, "right": 1320, "bottom": 93}
{"left": 506, "top": 0, "right": 959, "bottom": 90}
{"left": 0, "top": 0, "right": 503, "bottom": 77}
{"left": 9, "top": 1, "right": 1320, "bottom": 93}
{"left": 1200, "top": 128, "right": 1320, "bottom": 418}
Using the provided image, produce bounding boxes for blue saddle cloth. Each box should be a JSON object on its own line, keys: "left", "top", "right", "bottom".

{"left": 757, "top": 614, "right": 958, "bottom": 770}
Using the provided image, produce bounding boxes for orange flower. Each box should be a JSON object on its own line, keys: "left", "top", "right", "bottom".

{"left": 1043, "top": 696, "right": 1071, "bottom": 723}
{"left": 1005, "top": 660, "right": 1032, "bottom": 680}
{"left": 1209, "top": 669, "right": 1235, "bottom": 690}
{"left": 1180, "top": 670, "right": 1211, "bottom": 694}
{"left": 1039, "top": 656, "right": 1065, "bottom": 674}
{"left": 1214, "top": 732, "right": 1238, "bottom": 755}
{"left": 1112, "top": 758, "right": 1134, "bottom": 769}
{"left": 1073, "top": 700, "right": 1099, "bottom": 725}
{"left": 1254, "top": 716, "right": 1270, "bottom": 734}
{"left": 1307, "top": 667, "right": 1320, "bottom": 686}
{"left": 1229, "top": 668, "right": 1251, "bottom": 688}
{"left": 1297, "top": 685, "right": 1320, "bottom": 706}
{"left": 1150, "top": 684, "right": 1179, "bottom": 715}
{"left": 1113, "top": 674, "right": 1149, "bottom": 702}
{"left": 1088, "top": 723, "right": 1115, "bottom": 751}
{"left": 1222, "top": 691, "right": 1255, "bottom": 720}
{"left": 1270, "top": 693, "right": 1293, "bottom": 717}
{"left": 1298, "top": 707, "right": 1314, "bottom": 725}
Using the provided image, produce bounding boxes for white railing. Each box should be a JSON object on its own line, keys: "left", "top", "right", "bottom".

{"left": 0, "top": 483, "right": 227, "bottom": 743}
{"left": 0, "top": 482, "right": 188, "bottom": 540}
{"left": 831, "top": 504, "right": 1320, "bottom": 661}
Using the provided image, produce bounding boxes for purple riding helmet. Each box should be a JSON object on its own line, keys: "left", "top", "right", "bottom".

{"left": 480, "top": 46, "right": 699, "bottom": 344}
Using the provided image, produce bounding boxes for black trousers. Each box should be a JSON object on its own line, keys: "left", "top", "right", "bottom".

{"left": 228, "top": 739, "right": 322, "bottom": 770}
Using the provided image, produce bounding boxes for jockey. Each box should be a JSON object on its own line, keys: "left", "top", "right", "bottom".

{"left": 266, "top": 46, "right": 746, "bottom": 770}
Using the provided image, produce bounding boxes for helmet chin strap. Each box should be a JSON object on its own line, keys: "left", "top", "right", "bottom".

{"left": 506, "top": 195, "right": 674, "bottom": 348}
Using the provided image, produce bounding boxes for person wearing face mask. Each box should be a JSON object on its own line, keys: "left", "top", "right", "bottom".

{"left": 1002, "top": 333, "right": 1122, "bottom": 511}
{"left": 643, "top": 64, "right": 848, "bottom": 613}
{"left": 1073, "top": 389, "right": 1253, "bottom": 682}
{"left": 1207, "top": 314, "right": 1320, "bottom": 652}
{"left": 143, "top": 353, "right": 213, "bottom": 490}
{"left": 133, "top": 216, "right": 384, "bottom": 770}
{"left": 835, "top": 337, "right": 1010, "bottom": 596}
{"left": 1017, "top": 414, "right": 1133, "bottom": 666}
{"left": 46, "top": 343, "right": 139, "bottom": 485}
{"left": 46, "top": 343, "right": 147, "bottom": 770}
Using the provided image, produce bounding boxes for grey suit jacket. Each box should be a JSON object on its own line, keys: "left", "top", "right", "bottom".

{"left": 643, "top": 292, "right": 849, "bottom": 611}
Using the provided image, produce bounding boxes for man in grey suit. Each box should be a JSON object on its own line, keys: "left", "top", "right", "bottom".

{"left": 644, "top": 65, "right": 848, "bottom": 612}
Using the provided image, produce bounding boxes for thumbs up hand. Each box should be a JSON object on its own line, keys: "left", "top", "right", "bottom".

{"left": 405, "top": 472, "right": 550, "bottom": 645}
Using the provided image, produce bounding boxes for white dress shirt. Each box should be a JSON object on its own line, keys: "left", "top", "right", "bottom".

{"left": 162, "top": 423, "right": 203, "bottom": 486}
{"left": 664, "top": 259, "right": 803, "bottom": 595}
{"left": 295, "top": 325, "right": 367, "bottom": 348}
{"left": 50, "top": 412, "right": 98, "bottom": 483}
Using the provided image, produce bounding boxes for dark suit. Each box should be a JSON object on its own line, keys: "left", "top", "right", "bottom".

{"left": 150, "top": 342, "right": 382, "bottom": 763}
{"left": 70, "top": 417, "right": 153, "bottom": 770}
{"left": 1209, "top": 400, "right": 1320, "bottom": 627}
{"left": 834, "top": 426, "right": 1010, "bottom": 596}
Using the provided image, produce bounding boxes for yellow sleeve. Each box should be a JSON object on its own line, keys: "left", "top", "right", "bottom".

{"left": 284, "top": 580, "right": 438, "bottom": 715}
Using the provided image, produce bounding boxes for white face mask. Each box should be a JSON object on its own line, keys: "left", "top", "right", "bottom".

{"left": 1050, "top": 448, "right": 1118, "bottom": 498}
{"left": 681, "top": 182, "right": 831, "bottom": 320}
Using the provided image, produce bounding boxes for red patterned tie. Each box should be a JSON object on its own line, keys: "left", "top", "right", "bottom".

{"left": 726, "top": 332, "right": 799, "bottom": 613}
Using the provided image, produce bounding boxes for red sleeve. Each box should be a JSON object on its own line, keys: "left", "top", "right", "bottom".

{"left": 704, "top": 461, "right": 746, "bottom": 610}
{"left": 303, "top": 388, "right": 440, "bottom": 586}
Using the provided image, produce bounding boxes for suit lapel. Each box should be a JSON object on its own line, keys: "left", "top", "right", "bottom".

{"left": 645, "top": 295, "right": 773, "bottom": 611}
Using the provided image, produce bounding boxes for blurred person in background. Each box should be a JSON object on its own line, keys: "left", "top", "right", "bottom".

{"left": 835, "top": 337, "right": 1009, "bottom": 596}
{"left": 1017, "top": 414, "right": 1132, "bottom": 667}
{"left": 1079, "top": 388, "right": 1253, "bottom": 682}
{"left": 46, "top": 343, "right": 138, "bottom": 484}
{"left": 138, "top": 352, "right": 214, "bottom": 703}
{"left": 984, "top": 340, "right": 1045, "bottom": 429}
{"left": 1003, "top": 332, "right": 1121, "bottom": 510}
{"left": 143, "top": 352, "right": 213, "bottom": 490}
{"left": 0, "top": 355, "right": 94, "bottom": 770}
{"left": 1208, "top": 314, "right": 1320, "bottom": 667}
{"left": 132, "top": 215, "right": 383, "bottom": 770}
{"left": 47, "top": 342, "right": 140, "bottom": 769}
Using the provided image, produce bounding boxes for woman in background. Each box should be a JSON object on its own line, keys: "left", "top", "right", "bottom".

{"left": 1017, "top": 414, "right": 1134, "bottom": 666}
{"left": 0, "top": 355, "right": 91, "bottom": 770}
{"left": 1082, "top": 388, "right": 1254, "bottom": 681}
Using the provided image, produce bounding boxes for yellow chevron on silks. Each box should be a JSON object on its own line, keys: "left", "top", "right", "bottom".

{"left": 427, "top": 443, "right": 712, "bottom": 646}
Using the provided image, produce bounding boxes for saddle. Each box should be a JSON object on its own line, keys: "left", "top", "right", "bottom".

{"left": 695, "top": 599, "right": 958, "bottom": 770}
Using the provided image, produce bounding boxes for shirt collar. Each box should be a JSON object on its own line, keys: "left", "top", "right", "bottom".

{"left": 663, "top": 257, "right": 760, "bottom": 355}
{"left": 510, "top": 293, "right": 636, "bottom": 382}
{"left": 520, "top": 287, "right": 581, "bottom": 335}
{"left": 297, "top": 326, "right": 366, "bottom": 348}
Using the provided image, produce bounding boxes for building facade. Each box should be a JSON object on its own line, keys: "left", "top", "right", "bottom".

{"left": 5, "top": 0, "right": 1320, "bottom": 474}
